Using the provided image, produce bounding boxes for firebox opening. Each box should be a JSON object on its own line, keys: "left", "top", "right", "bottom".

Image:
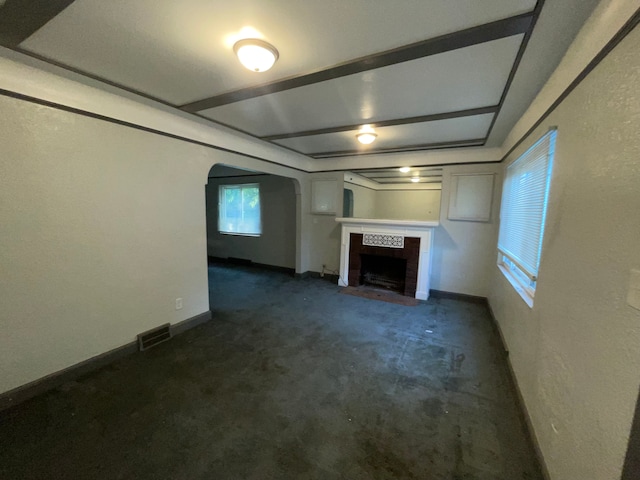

{"left": 360, "top": 254, "right": 407, "bottom": 293}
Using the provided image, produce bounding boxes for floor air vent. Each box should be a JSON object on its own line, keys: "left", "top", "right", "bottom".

{"left": 137, "top": 323, "right": 172, "bottom": 351}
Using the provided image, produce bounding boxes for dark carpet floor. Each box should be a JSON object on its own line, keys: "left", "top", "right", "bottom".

{"left": 0, "top": 264, "right": 543, "bottom": 479}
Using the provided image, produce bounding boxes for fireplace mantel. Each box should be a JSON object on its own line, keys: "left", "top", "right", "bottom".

{"left": 336, "top": 218, "right": 439, "bottom": 228}
{"left": 335, "top": 217, "right": 439, "bottom": 300}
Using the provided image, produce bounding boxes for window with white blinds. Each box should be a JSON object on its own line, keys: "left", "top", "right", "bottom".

{"left": 498, "top": 129, "right": 556, "bottom": 300}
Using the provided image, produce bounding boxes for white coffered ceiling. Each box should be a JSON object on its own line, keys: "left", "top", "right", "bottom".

{"left": 0, "top": 0, "right": 601, "bottom": 165}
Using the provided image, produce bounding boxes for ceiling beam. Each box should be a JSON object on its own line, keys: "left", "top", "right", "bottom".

{"left": 0, "top": 0, "right": 76, "bottom": 48}
{"left": 263, "top": 106, "right": 497, "bottom": 141}
{"left": 310, "top": 138, "right": 486, "bottom": 158}
{"left": 180, "top": 13, "right": 534, "bottom": 113}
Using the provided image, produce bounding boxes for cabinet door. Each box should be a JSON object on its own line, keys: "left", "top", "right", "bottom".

{"left": 312, "top": 179, "right": 337, "bottom": 214}
{"left": 447, "top": 173, "right": 494, "bottom": 222}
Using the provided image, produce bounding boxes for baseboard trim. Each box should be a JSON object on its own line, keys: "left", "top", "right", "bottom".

{"left": 622, "top": 386, "right": 640, "bottom": 479}
{"left": 208, "top": 255, "right": 295, "bottom": 276}
{"left": 296, "top": 270, "right": 340, "bottom": 284}
{"left": 429, "top": 289, "right": 488, "bottom": 304}
{"left": 0, "top": 310, "right": 212, "bottom": 412}
{"left": 486, "top": 301, "right": 551, "bottom": 480}
{"left": 171, "top": 310, "right": 211, "bottom": 336}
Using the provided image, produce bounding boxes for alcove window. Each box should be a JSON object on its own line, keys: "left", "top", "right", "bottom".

{"left": 218, "top": 184, "right": 261, "bottom": 236}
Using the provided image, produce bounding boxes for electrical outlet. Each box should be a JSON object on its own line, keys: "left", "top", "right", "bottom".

{"left": 175, "top": 298, "right": 183, "bottom": 310}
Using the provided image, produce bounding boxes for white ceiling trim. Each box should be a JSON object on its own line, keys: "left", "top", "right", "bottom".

{"left": 308, "top": 146, "right": 502, "bottom": 172}
{"left": 344, "top": 172, "right": 442, "bottom": 191}
{"left": 0, "top": 47, "right": 313, "bottom": 173}
{"left": 1, "top": 0, "right": 632, "bottom": 175}
{"left": 18, "top": 0, "right": 536, "bottom": 105}
{"left": 0, "top": 46, "right": 502, "bottom": 172}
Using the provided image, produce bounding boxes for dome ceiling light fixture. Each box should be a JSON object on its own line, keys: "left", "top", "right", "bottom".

{"left": 356, "top": 125, "right": 377, "bottom": 145}
{"left": 233, "top": 38, "right": 279, "bottom": 72}
{"left": 399, "top": 167, "right": 411, "bottom": 173}
{"left": 411, "top": 176, "right": 420, "bottom": 183}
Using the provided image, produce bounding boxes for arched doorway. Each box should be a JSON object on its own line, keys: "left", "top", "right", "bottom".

{"left": 205, "top": 164, "right": 298, "bottom": 309}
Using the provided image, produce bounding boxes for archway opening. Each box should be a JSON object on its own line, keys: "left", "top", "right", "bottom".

{"left": 205, "top": 164, "right": 298, "bottom": 310}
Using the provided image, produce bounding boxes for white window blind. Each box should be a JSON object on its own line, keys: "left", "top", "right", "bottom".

{"left": 218, "top": 184, "right": 261, "bottom": 235}
{"left": 498, "top": 130, "right": 556, "bottom": 281}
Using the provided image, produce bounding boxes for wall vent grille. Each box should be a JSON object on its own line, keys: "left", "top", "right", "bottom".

{"left": 137, "top": 323, "right": 172, "bottom": 351}
{"left": 362, "top": 233, "right": 405, "bottom": 249}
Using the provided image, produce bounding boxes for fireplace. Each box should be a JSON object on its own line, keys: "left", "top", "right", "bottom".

{"left": 360, "top": 255, "right": 407, "bottom": 292}
{"left": 348, "top": 234, "right": 420, "bottom": 297}
{"left": 336, "top": 218, "right": 438, "bottom": 300}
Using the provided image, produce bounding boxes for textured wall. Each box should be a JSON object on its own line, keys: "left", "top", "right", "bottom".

{"left": 0, "top": 96, "right": 210, "bottom": 393}
{"left": 0, "top": 95, "right": 308, "bottom": 395}
{"left": 489, "top": 23, "right": 640, "bottom": 480}
{"left": 431, "top": 163, "right": 502, "bottom": 297}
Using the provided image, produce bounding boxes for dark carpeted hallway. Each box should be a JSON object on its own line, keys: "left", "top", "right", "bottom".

{"left": 0, "top": 264, "right": 543, "bottom": 479}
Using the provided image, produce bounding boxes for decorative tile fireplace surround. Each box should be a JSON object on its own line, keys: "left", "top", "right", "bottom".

{"left": 335, "top": 218, "right": 439, "bottom": 300}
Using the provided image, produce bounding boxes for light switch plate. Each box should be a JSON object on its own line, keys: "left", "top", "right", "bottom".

{"left": 627, "top": 269, "right": 640, "bottom": 311}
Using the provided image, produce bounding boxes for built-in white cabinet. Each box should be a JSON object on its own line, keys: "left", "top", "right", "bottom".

{"left": 311, "top": 179, "right": 337, "bottom": 214}
{"left": 447, "top": 173, "right": 494, "bottom": 222}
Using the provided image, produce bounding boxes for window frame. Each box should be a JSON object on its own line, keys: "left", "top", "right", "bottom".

{"left": 497, "top": 253, "right": 537, "bottom": 307}
{"left": 218, "top": 183, "right": 262, "bottom": 237}
{"left": 497, "top": 129, "right": 556, "bottom": 307}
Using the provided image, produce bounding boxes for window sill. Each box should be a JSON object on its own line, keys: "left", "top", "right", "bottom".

{"left": 498, "top": 264, "right": 534, "bottom": 308}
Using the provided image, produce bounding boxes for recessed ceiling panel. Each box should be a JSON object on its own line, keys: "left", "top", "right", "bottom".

{"left": 200, "top": 36, "right": 522, "bottom": 136}
{"left": 358, "top": 168, "right": 443, "bottom": 180}
{"left": 19, "top": 0, "right": 534, "bottom": 105}
{"left": 375, "top": 177, "right": 442, "bottom": 184}
{"left": 347, "top": 167, "right": 444, "bottom": 185}
{"left": 363, "top": 169, "right": 444, "bottom": 184}
{"left": 273, "top": 114, "right": 494, "bottom": 155}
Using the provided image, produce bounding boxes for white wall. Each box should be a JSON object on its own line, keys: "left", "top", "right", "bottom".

{"left": 430, "top": 163, "right": 502, "bottom": 296}
{"left": 489, "top": 21, "right": 640, "bottom": 480}
{"left": 375, "top": 189, "right": 441, "bottom": 221}
{"left": 343, "top": 178, "right": 441, "bottom": 221}
{"left": 0, "top": 94, "right": 309, "bottom": 395}
{"left": 206, "top": 168, "right": 296, "bottom": 269}
{"left": 344, "top": 182, "right": 376, "bottom": 218}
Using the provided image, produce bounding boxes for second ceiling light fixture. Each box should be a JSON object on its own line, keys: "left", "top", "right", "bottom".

{"left": 232, "top": 38, "right": 380, "bottom": 148}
